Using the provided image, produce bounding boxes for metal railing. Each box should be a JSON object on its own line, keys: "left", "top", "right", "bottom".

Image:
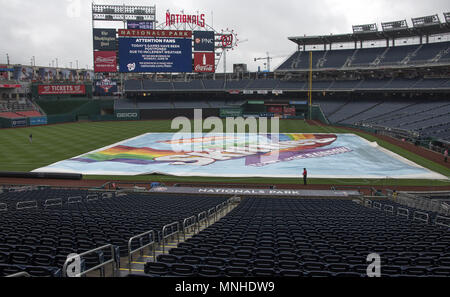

{"left": 68, "top": 196, "right": 83, "bottom": 204}
{"left": 62, "top": 244, "right": 118, "bottom": 277}
{"left": 16, "top": 200, "right": 37, "bottom": 210}
{"left": 435, "top": 215, "right": 450, "bottom": 228}
{"left": 101, "top": 192, "right": 114, "bottom": 199}
{"left": 383, "top": 204, "right": 394, "bottom": 215}
{"left": 44, "top": 198, "right": 63, "bottom": 208}
{"left": 128, "top": 230, "right": 156, "bottom": 272}
{"left": 397, "top": 207, "right": 409, "bottom": 219}
{"left": 182, "top": 216, "right": 197, "bottom": 240}
{"left": 215, "top": 201, "right": 228, "bottom": 220}
{"left": 387, "top": 190, "right": 450, "bottom": 216}
{"left": 372, "top": 201, "right": 382, "bottom": 210}
{"left": 161, "top": 222, "right": 180, "bottom": 254}
{"left": 207, "top": 207, "right": 217, "bottom": 226}
{"left": 6, "top": 272, "right": 31, "bottom": 277}
{"left": 198, "top": 211, "right": 208, "bottom": 230}
{"left": 86, "top": 194, "right": 99, "bottom": 202}
{"left": 413, "top": 211, "right": 429, "bottom": 224}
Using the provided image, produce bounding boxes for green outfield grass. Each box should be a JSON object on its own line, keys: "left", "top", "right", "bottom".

{"left": 0, "top": 120, "right": 448, "bottom": 186}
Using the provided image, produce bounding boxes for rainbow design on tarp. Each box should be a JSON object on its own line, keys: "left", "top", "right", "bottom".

{"left": 33, "top": 133, "right": 447, "bottom": 179}
{"left": 71, "top": 133, "right": 339, "bottom": 166}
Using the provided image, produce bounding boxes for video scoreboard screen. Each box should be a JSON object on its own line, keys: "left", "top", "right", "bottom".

{"left": 119, "top": 37, "right": 193, "bottom": 73}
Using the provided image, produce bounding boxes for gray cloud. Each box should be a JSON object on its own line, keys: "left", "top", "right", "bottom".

{"left": 0, "top": 0, "right": 448, "bottom": 71}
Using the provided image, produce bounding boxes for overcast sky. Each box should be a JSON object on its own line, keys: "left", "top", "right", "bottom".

{"left": 0, "top": 0, "right": 448, "bottom": 72}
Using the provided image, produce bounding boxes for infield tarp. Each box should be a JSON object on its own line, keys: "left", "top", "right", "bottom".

{"left": 33, "top": 133, "right": 447, "bottom": 179}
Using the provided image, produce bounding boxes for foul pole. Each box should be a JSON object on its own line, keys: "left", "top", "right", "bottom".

{"left": 308, "top": 51, "right": 313, "bottom": 120}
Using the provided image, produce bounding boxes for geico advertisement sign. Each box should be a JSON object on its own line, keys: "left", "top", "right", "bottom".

{"left": 116, "top": 113, "right": 138, "bottom": 118}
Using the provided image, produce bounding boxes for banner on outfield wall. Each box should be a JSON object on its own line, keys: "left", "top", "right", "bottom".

{"left": 268, "top": 106, "right": 283, "bottom": 113}
{"left": 29, "top": 116, "right": 48, "bottom": 126}
{"left": 11, "top": 118, "right": 27, "bottom": 128}
{"left": 284, "top": 107, "right": 296, "bottom": 116}
{"left": 95, "top": 79, "right": 118, "bottom": 95}
{"left": 219, "top": 108, "right": 243, "bottom": 118}
{"left": 94, "top": 51, "right": 117, "bottom": 73}
{"left": 115, "top": 110, "right": 140, "bottom": 120}
{"left": 93, "top": 29, "right": 117, "bottom": 51}
{"left": 38, "top": 85, "right": 86, "bottom": 95}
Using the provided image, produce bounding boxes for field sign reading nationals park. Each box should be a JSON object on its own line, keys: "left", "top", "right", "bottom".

{"left": 33, "top": 133, "right": 446, "bottom": 180}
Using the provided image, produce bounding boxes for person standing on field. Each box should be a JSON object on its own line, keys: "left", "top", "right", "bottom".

{"left": 29, "top": 133, "right": 33, "bottom": 144}
{"left": 303, "top": 168, "right": 308, "bottom": 185}
{"left": 445, "top": 149, "right": 448, "bottom": 163}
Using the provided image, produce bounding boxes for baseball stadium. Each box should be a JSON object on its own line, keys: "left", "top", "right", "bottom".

{"left": 0, "top": 3, "right": 449, "bottom": 283}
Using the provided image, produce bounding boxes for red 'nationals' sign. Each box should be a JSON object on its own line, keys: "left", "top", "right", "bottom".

{"left": 38, "top": 85, "right": 86, "bottom": 95}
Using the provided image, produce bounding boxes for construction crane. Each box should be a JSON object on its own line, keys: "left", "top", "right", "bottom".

{"left": 254, "top": 52, "right": 286, "bottom": 72}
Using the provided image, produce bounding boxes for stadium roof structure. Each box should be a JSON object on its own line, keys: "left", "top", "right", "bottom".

{"left": 289, "top": 14, "right": 450, "bottom": 48}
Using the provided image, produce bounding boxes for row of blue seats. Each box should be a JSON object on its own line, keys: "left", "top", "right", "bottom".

{"left": 144, "top": 198, "right": 449, "bottom": 277}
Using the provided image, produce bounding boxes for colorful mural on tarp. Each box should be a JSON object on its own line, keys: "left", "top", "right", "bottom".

{"left": 33, "top": 133, "right": 447, "bottom": 179}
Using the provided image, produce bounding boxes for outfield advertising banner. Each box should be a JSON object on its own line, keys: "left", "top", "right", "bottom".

{"left": 118, "top": 37, "right": 192, "bottom": 73}
{"left": 95, "top": 79, "right": 118, "bottom": 95}
{"left": 29, "top": 117, "right": 48, "bottom": 126}
{"left": 11, "top": 118, "right": 27, "bottom": 128}
{"left": 220, "top": 108, "right": 243, "bottom": 118}
{"left": 38, "top": 85, "right": 86, "bottom": 95}
{"left": 114, "top": 110, "right": 140, "bottom": 120}
{"left": 33, "top": 133, "right": 447, "bottom": 179}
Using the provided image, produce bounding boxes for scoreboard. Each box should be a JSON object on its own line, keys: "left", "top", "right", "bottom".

{"left": 93, "top": 27, "right": 222, "bottom": 73}
{"left": 118, "top": 37, "right": 193, "bottom": 73}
